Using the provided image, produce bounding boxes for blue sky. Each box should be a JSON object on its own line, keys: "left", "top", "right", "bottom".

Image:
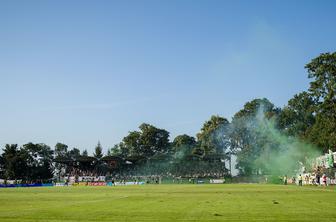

{"left": 0, "top": 0, "right": 335, "bottom": 154}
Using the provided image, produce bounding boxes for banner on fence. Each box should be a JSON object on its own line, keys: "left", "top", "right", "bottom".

{"left": 107, "top": 181, "right": 145, "bottom": 186}
{"left": 210, "top": 179, "right": 225, "bottom": 184}
{"left": 0, "top": 183, "right": 53, "bottom": 188}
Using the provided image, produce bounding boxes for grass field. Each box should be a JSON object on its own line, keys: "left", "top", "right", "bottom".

{"left": 0, "top": 184, "right": 336, "bottom": 221}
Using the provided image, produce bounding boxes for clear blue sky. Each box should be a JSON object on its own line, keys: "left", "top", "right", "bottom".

{"left": 1, "top": 0, "right": 335, "bottom": 154}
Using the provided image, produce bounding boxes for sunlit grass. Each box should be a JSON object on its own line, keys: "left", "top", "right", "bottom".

{"left": 0, "top": 184, "right": 335, "bottom": 221}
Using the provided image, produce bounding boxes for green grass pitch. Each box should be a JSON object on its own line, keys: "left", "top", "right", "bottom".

{"left": 0, "top": 184, "right": 336, "bottom": 221}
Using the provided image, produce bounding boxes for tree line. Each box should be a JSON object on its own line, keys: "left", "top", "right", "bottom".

{"left": 0, "top": 52, "right": 335, "bottom": 181}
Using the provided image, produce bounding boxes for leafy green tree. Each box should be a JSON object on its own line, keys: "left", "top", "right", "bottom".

{"left": 1, "top": 144, "right": 28, "bottom": 181}
{"left": 278, "top": 92, "right": 316, "bottom": 138}
{"left": 122, "top": 123, "right": 170, "bottom": 158}
{"left": 109, "top": 143, "right": 129, "bottom": 158}
{"left": 139, "top": 123, "right": 170, "bottom": 155}
{"left": 197, "top": 115, "right": 230, "bottom": 155}
{"left": 173, "top": 134, "right": 196, "bottom": 150}
{"left": 1, "top": 144, "right": 19, "bottom": 180}
{"left": 231, "top": 98, "right": 280, "bottom": 175}
{"left": 172, "top": 134, "right": 196, "bottom": 159}
{"left": 304, "top": 52, "right": 336, "bottom": 151}
{"left": 306, "top": 52, "right": 336, "bottom": 103}
{"left": 123, "top": 131, "right": 142, "bottom": 156}
{"left": 22, "top": 143, "right": 54, "bottom": 182}
{"left": 55, "top": 143, "right": 68, "bottom": 158}
{"left": 68, "top": 148, "right": 81, "bottom": 160}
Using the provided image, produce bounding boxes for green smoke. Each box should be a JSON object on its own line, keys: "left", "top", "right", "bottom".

{"left": 244, "top": 106, "right": 321, "bottom": 177}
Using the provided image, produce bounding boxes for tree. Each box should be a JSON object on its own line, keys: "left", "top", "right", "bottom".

{"left": 123, "top": 131, "right": 142, "bottom": 157}
{"left": 172, "top": 134, "right": 196, "bottom": 159}
{"left": 109, "top": 143, "right": 129, "bottom": 158}
{"left": 94, "top": 142, "right": 103, "bottom": 159}
{"left": 82, "top": 149, "right": 88, "bottom": 156}
{"left": 278, "top": 92, "right": 316, "bottom": 138}
{"left": 173, "top": 134, "right": 196, "bottom": 150}
{"left": 122, "top": 123, "right": 170, "bottom": 158}
{"left": 139, "top": 123, "right": 170, "bottom": 156}
{"left": 304, "top": 52, "right": 336, "bottom": 151}
{"left": 54, "top": 143, "right": 69, "bottom": 181}
{"left": 1, "top": 144, "right": 19, "bottom": 180}
{"left": 231, "top": 98, "right": 280, "bottom": 175}
{"left": 55, "top": 143, "right": 68, "bottom": 158}
{"left": 197, "top": 115, "right": 230, "bottom": 155}
{"left": 0, "top": 154, "right": 3, "bottom": 178}
{"left": 93, "top": 142, "right": 109, "bottom": 175}
{"left": 306, "top": 52, "right": 336, "bottom": 104}
{"left": 68, "top": 148, "right": 81, "bottom": 160}
{"left": 1, "top": 144, "right": 28, "bottom": 181}
{"left": 22, "top": 143, "right": 54, "bottom": 182}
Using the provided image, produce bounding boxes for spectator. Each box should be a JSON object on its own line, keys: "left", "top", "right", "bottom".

{"left": 298, "top": 174, "right": 303, "bottom": 186}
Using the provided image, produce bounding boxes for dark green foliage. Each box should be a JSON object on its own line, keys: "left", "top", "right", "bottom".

{"left": 231, "top": 98, "right": 280, "bottom": 175}
{"left": 304, "top": 52, "right": 336, "bottom": 151}
{"left": 109, "top": 143, "right": 128, "bottom": 158}
{"left": 1, "top": 144, "right": 28, "bottom": 181}
{"left": 173, "top": 134, "right": 196, "bottom": 148}
{"left": 22, "top": 143, "right": 54, "bottom": 182}
{"left": 278, "top": 92, "right": 315, "bottom": 137}
{"left": 197, "top": 115, "right": 230, "bottom": 155}
{"left": 82, "top": 149, "right": 88, "bottom": 156}
{"left": 0, "top": 143, "right": 55, "bottom": 182}
{"left": 172, "top": 134, "right": 196, "bottom": 156}
{"left": 94, "top": 142, "right": 103, "bottom": 159}
{"left": 121, "top": 123, "right": 170, "bottom": 158}
{"left": 55, "top": 143, "right": 68, "bottom": 158}
{"left": 277, "top": 52, "right": 336, "bottom": 152}
{"left": 68, "top": 148, "right": 81, "bottom": 160}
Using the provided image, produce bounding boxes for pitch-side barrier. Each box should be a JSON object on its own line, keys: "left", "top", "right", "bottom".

{"left": 55, "top": 181, "right": 145, "bottom": 187}
{"left": 0, "top": 183, "right": 53, "bottom": 188}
